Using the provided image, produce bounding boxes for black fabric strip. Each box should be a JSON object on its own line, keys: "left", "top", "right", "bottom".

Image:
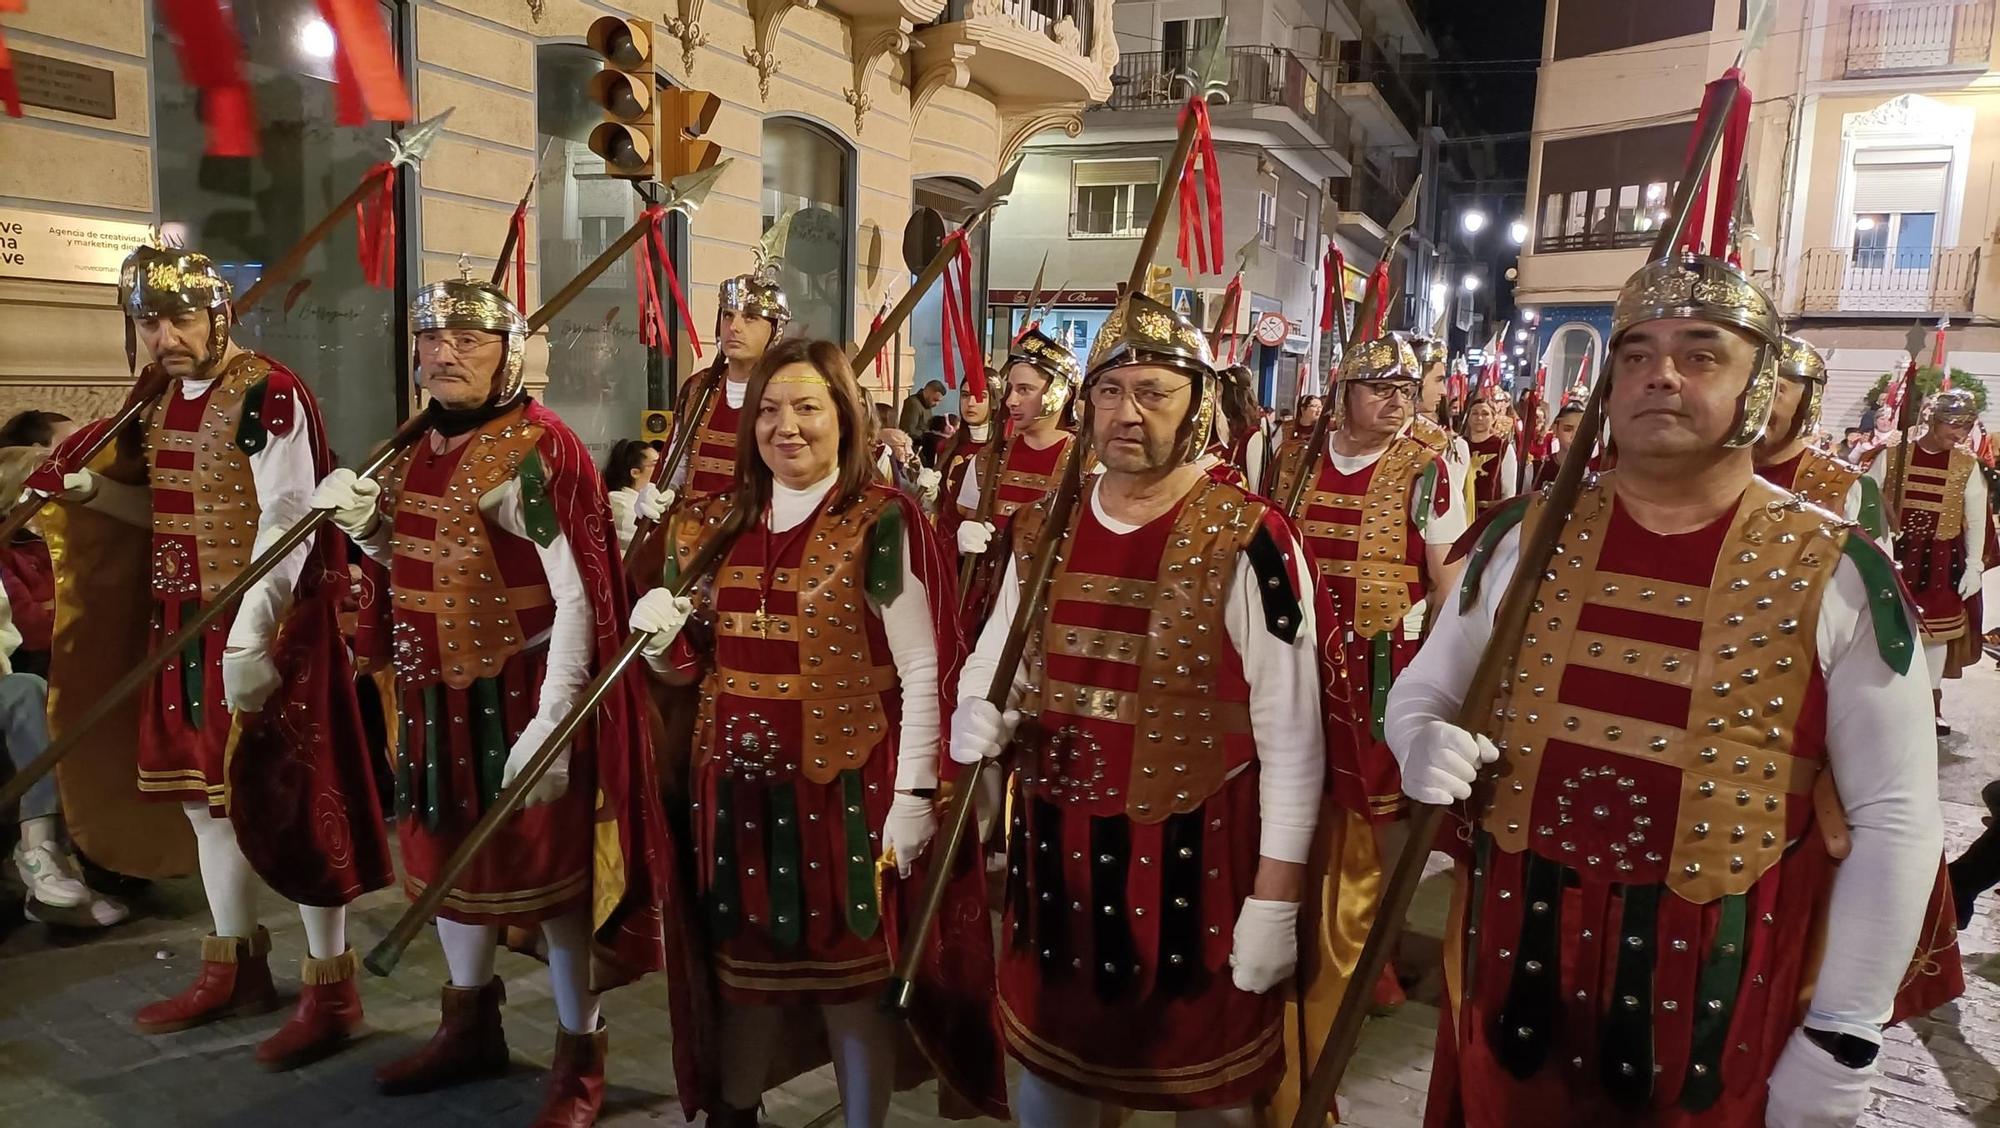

{"left": 1600, "top": 882, "right": 1661, "bottom": 1108}
{"left": 1157, "top": 809, "right": 1204, "bottom": 998}
{"left": 1091, "top": 815, "right": 1135, "bottom": 1001}
{"left": 1491, "top": 852, "right": 1565, "bottom": 1079}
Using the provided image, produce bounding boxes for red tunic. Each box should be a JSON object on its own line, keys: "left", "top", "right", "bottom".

{"left": 1467, "top": 435, "right": 1512, "bottom": 513}
{"left": 932, "top": 430, "right": 990, "bottom": 548}
{"left": 0, "top": 537, "right": 55, "bottom": 656}
{"left": 1891, "top": 442, "right": 1975, "bottom": 642}
{"left": 956, "top": 431, "right": 1071, "bottom": 633}
{"left": 998, "top": 477, "right": 1293, "bottom": 1111}
{"left": 679, "top": 365, "right": 744, "bottom": 499}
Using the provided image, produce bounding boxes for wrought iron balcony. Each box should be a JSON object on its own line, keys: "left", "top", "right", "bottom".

{"left": 1845, "top": 0, "right": 1994, "bottom": 76}
{"left": 1799, "top": 246, "right": 1980, "bottom": 314}
{"left": 1105, "top": 47, "right": 1351, "bottom": 151}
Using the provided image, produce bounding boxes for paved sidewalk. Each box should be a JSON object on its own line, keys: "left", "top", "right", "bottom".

{"left": 2, "top": 660, "right": 1997, "bottom": 1127}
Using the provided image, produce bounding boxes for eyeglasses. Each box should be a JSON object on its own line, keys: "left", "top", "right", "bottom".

{"left": 1352, "top": 382, "right": 1417, "bottom": 404}
{"left": 1087, "top": 379, "right": 1192, "bottom": 413}
{"left": 416, "top": 331, "right": 501, "bottom": 355}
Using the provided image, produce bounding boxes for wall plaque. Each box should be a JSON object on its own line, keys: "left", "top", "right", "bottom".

{"left": 0, "top": 208, "right": 153, "bottom": 286}
{"left": 14, "top": 51, "right": 117, "bottom": 120}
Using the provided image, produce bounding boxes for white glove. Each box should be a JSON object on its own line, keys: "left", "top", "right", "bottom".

{"left": 59, "top": 470, "right": 98, "bottom": 501}
{"left": 221, "top": 648, "right": 282, "bottom": 714}
{"left": 1400, "top": 720, "right": 1499, "bottom": 806}
{"left": 956, "top": 520, "right": 996, "bottom": 555}
{"left": 1959, "top": 565, "right": 1984, "bottom": 599}
{"left": 311, "top": 468, "right": 382, "bottom": 539}
{"left": 949, "top": 698, "right": 1021, "bottom": 766}
{"left": 631, "top": 588, "right": 694, "bottom": 658}
{"left": 1765, "top": 1028, "right": 1879, "bottom": 1128}
{"left": 636, "top": 482, "right": 673, "bottom": 522}
{"left": 915, "top": 467, "right": 942, "bottom": 497}
{"left": 881, "top": 792, "right": 937, "bottom": 877}
{"left": 500, "top": 716, "right": 570, "bottom": 807}
{"left": 1229, "top": 897, "right": 1300, "bottom": 993}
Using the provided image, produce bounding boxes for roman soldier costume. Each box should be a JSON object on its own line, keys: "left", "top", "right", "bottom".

{"left": 1466, "top": 392, "right": 1519, "bottom": 515}
{"left": 31, "top": 238, "right": 389, "bottom": 1066}
{"left": 932, "top": 408, "right": 992, "bottom": 525}
{"left": 951, "top": 326, "right": 1079, "bottom": 629}
{"left": 1389, "top": 252, "right": 1960, "bottom": 1126}
{"left": 1757, "top": 337, "right": 1885, "bottom": 540}
{"left": 340, "top": 273, "right": 681, "bottom": 1126}
{"left": 964, "top": 293, "right": 1331, "bottom": 1111}
{"left": 670, "top": 263, "right": 791, "bottom": 499}
{"left": 1875, "top": 388, "right": 1988, "bottom": 689}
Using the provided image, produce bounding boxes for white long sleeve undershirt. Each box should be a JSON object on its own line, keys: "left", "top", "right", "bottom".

{"left": 1867, "top": 443, "right": 1988, "bottom": 562}
{"left": 1384, "top": 519, "right": 1942, "bottom": 1044}
{"left": 957, "top": 487, "right": 1325, "bottom": 863}
{"left": 770, "top": 474, "right": 940, "bottom": 793}
{"left": 477, "top": 477, "right": 594, "bottom": 733}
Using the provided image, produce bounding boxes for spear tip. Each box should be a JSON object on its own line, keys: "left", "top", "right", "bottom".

{"left": 388, "top": 109, "right": 455, "bottom": 168}
{"left": 659, "top": 159, "right": 733, "bottom": 217}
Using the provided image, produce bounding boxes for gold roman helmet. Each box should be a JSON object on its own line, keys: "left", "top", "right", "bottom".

{"left": 1330, "top": 331, "right": 1423, "bottom": 426}
{"left": 1005, "top": 325, "right": 1081, "bottom": 420}
{"left": 718, "top": 261, "right": 791, "bottom": 328}
{"left": 1774, "top": 334, "right": 1829, "bottom": 443}
{"left": 1929, "top": 387, "right": 1979, "bottom": 426}
{"left": 118, "top": 234, "right": 234, "bottom": 374}
{"left": 1610, "top": 252, "right": 1782, "bottom": 448}
{"left": 412, "top": 261, "right": 532, "bottom": 405}
{"left": 1409, "top": 334, "right": 1446, "bottom": 371}
{"left": 1085, "top": 290, "right": 1220, "bottom": 465}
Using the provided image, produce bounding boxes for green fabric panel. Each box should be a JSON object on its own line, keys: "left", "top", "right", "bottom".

{"left": 1842, "top": 536, "right": 1916, "bottom": 676}
{"left": 1854, "top": 474, "right": 1886, "bottom": 542}
{"left": 180, "top": 599, "right": 204, "bottom": 734}
{"left": 517, "top": 451, "right": 560, "bottom": 548}
{"left": 660, "top": 536, "right": 681, "bottom": 590}
{"left": 1370, "top": 632, "right": 1392, "bottom": 743}
{"left": 867, "top": 503, "right": 904, "bottom": 605}
{"left": 1414, "top": 459, "right": 1438, "bottom": 534}
{"left": 1679, "top": 893, "right": 1748, "bottom": 1112}
{"left": 471, "top": 678, "right": 508, "bottom": 809}
{"left": 234, "top": 377, "right": 269, "bottom": 455}
{"left": 422, "top": 685, "right": 444, "bottom": 832}
{"left": 708, "top": 777, "right": 740, "bottom": 940}
{"left": 767, "top": 785, "right": 803, "bottom": 949}
{"left": 842, "top": 770, "right": 881, "bottom": 940}
{"left": 1459, "top": 498, "right": 1532, "bottom": 612}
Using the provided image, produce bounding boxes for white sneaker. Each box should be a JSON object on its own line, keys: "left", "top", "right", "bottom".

{"left": 14, "top": 840, "right": 90, "bottom": 908}
{"left": 25, "top": 890, "right": 129, "bottom": 928}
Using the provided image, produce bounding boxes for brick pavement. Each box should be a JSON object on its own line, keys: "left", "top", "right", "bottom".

{"left": 3, "top": 659, "right": 1997, "bottom": 1127}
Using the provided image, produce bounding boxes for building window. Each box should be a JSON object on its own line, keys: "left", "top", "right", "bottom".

{"left": 1534, "top": 121, "right": 1687, "bottom": 254}
{"left": 1058, "top": 317, "right": 1089, "bottom": 347}
{"left": 1162, "top": 17, "right": 1223, "bottom": 73}
{"left": 152, "top": 0, "right": 409, "bottom": 461}
{"left": 1553, "top": 0, "right": 1712, "bottom": 60}
{"left": 1071, "top": 158, "right": 1158, "bottom": 237}
{"left": 762, "top": 118, "right": 854, "bottom": 341}
{"left": 1258, "top": 180, "right": 1278, "bottom": 247}
{"left": 1848, "top": 150, "right": 1948, "bottom": 269}
{"left": 1291, "top": 190, "right": 1310, "bottom": 260}
{"left": 536, "top": 43, "right": 652, "bottom": 460}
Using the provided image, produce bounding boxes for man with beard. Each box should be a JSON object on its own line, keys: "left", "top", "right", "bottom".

{"left": 1753, "top": 335, "right": 1885, "bottom": 541}
{"left": 33, "top": 238, "right": 388, "bottom": 1068}
{"left": 311, "top": 269, "right": 673, "bottom": 1127}
{"left": 1388, "top": 252, "right": 1945, "bottom": 1126}
{"left": 950, "top": 291, "right": 1327, "bottom": 1122}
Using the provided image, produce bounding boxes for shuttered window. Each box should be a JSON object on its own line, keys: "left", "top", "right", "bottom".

{"left": 1074, "top": 159, "right": 1157, "bottom": 188}
{"left": 1851, "top": 158, "right": 1947, "bottom": 213}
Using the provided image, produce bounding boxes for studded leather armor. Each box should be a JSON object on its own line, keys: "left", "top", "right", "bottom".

{"left": 1276, "top": 432, "right": 1442, "bottom": 639}
{"left": 143, "top": 357, "right": 269, "bottom": 602}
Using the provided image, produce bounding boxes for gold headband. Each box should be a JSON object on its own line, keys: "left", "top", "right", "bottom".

{"left": 766, "top": 371, "right": 831, "bottom": 387}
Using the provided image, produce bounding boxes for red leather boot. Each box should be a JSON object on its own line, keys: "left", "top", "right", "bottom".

{"left": 530, "top": 1021, "right": 608, "bottom": 1128}
{"left": 255, "top": 950, "right": 364, "bottom": 1070}
{"left": 1369, "top": 959, "right": 1408, "bottom": 1013}
{"left": 134, "top": 927, "right": 280, "bottom": 1034}
{"left": 375, "top": 977, "right": 510, "bottom": 1095}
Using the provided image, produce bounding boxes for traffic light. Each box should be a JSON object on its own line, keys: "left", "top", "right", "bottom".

{"left": 659, "top": 87, "right": 721, "bottom": 181}
{"left": 586, "top": 17, "right": 656, "bottom": 179}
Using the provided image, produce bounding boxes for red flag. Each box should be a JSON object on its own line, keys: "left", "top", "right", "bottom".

{"left": 0, "top": 1, "right": 24, "bottom": 119}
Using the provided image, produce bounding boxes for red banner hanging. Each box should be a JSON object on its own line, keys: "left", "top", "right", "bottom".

{"left": 1175, "top": 97, "right": 1223, "bottom": 275}
{"left": 354, "top": 163, "right": 396, "bottom": 289}
{"left": 158, "top": 0, "right": 259, "bottom": 156}
{"left": 316, "top": 0, "right": 412, "bottom": 125}
{"left": 635, "top": 206, "right": 702, "bottom": 358}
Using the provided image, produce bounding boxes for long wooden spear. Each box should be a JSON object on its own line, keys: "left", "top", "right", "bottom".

{"left": 0, "top": 112, "right": 455, "bottom": 549}
{"left": 0, "top": 158, "right": 726, "bottom": 816}
{"left": 1285, "top": 73, "right": 1748, "bottom": 1128}
{"left": 1881, "top": 322, "right": 1932, "bottom": 531}
{"left": 369, "top": 160, "right": 1026, "bottom": 976}
{"left": 884, "top": 55, "right": 1224, "bottom": 1013}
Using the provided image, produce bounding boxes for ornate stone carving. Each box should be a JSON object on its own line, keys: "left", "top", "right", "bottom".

{"left": 910, "top": 45, "right": 975, "bottom": 126}
{"left": 745, "top": 0, "right": 822, "bottom": 101}
{"left": 1843, "top": 92, "right": 1969, "bottom": 137}
{"left": 1088, "top": 0, "right": 1119, "bottom": 71}
{"left": 998, "top": 105, "right": 1083, "bottom": 170}
{"left": 845, "top": 22, "right": 915, "bottom": 135}
{"left": 665, "top": 0, "right": 710, "bottom": 75}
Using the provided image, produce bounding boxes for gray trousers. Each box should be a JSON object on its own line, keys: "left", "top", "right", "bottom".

{"left": 1, "top": 673, "right": 54, "bottom": 823}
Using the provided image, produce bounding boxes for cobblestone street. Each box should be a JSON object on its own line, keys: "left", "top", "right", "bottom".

{"left": 4, "top": 659, "right": 1998, "bottom": 1128}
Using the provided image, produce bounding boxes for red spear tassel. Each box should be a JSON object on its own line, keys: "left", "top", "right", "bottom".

{"left": 1675, "top": 68, "right": 1749, "bottom": 258}
{"left": 355, "top": 163, "right": 396, "bottom": 289}
{"left": 869, "top": 307, "right": 887, "bottom": 379}
{"left": 1218, "top": 274, "right": 1244, "bottom": 363}
{"left": 635, "top": 206, "right": 702, "bottom": 358}
{"left": 1175, "top": 97, "right": 1223, "bottom": 275}
{"left": 1320, "top": 245, "right": 1345, "bottom": 333}
{"left": 159, "top": 0, "right": 260, "bottom": 156}
{"left": 0, "top": 0, "right": 25, "bottom": 119}
{"left": 1365, "top": 257, "right": 1391, "bottom": 339}
{"left": 939, "top": 234, "right": 983, "bottom": 398}
{"left": 506, "top": 202, "right": 529, "bottom": 306}
{"left": 317, "top": 0, "right": 411, "bottom": 125}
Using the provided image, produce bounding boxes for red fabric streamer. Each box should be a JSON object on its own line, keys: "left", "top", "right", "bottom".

{"left": 158, "top": 0, "right": 259, "bottom": 156}
{"left": 1175, "top": 97, "right": 1224, "bottom": 275}
{"left": 506, "top": 201, "right": 529, "bottom": 306}
{"left": 316, "top": 0, "right": 412, "bottom": 126}
{"left": 1933, "top": 318, "right": 1950, "bottom": 370}
{"left": 1217, "top": 274, "right": 1244, "bottom": 363}
{"left": 1319, "top": 245, "right": 1346, "bottom": 333}
{"left": 635, "top": 207, "right": 702, "bottom": 358}
{"left": 0, "top": 0, "right": 24, "bottom": 119}
{"left": 1364, "top": 257, "right": 1391, "bottom": 339}
{"left": 355, "top": 163, "right": 396, "bottom": 289}
{"left": 1675, "top": 68, "right": 1750, "bottom": 258}
{"left": 939, "top": 234, "right": 984, "bottom": 401}
{"left": 870, "top": 308, "right": 887, "bottom": 379}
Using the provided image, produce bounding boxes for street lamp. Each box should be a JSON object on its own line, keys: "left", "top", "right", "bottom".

{"left": 1461, "top": 209, "right": 1489, "bottom": 235}
{"left": 1429, "top": 280, "right": 1449, "bottom": 308}
{"left": 1462, "top": 273, "right": 1480, "bottom": 292}
{"left": 1508, "top": 219, "right": 1527, "bottom": 245}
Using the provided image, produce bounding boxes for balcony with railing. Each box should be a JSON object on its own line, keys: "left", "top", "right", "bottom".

{"left": 1799, "top": 246, "right": 1980, "bottom": 314}
{"left": 1335, "top": 50, "right": 1423, "bottom": 149}
{"left": 1099, "top": 47, "right": 1353, "bottom": 175}
{"left": 1844, "top": 0, "right": 1993, "bottom": 76}
{"left": 1330, "top": 162, "right": 1415, "bottom": 244}
{"left": 916, "top": 0, "right": 1113, "bottom": 106}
